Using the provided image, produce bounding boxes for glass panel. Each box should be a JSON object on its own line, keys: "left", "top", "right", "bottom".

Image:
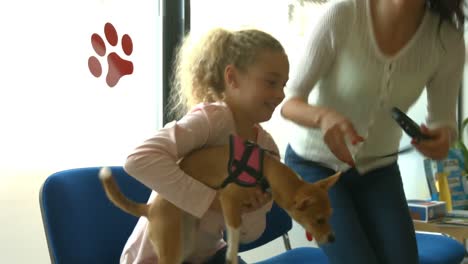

{"left": 190, "top": 0, "right": 327, "bottom": 157}
{"left": 0, "top": 0, "right": 162, "bottom": 172}
{"left": 0, "top": 1, "right": 162, "bottom": 262}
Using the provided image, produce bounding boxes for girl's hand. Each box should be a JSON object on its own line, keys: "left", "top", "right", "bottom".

{"left": 320, "top": 109, "right": 364, "bottom": 167}
{"left": 240, "top": 187, "right": 272, "bottom": 214}
{"left": 412, "top": 125, "right": 451, "bottom": 160}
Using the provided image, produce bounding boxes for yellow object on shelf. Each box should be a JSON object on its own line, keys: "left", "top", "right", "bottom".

{"left": 436, "top": 172, "right": 452, "bottom": 211}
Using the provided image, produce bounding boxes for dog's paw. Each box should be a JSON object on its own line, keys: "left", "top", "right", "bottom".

{"left": 99, "top": 167, "right": 112, "bottom": 180}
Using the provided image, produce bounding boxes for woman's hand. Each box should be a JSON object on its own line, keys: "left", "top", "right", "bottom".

{"left": 412, "top": 125, "right": 451, "bottom": 160}
{"left": 320, "top": 109, "right": 364, "bottom": 167}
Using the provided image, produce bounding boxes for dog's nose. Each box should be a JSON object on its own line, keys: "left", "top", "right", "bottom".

{"left": 327, "top": 233, "right": 335, "bottom": 243}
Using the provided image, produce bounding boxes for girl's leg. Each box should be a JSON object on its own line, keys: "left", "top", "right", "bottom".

{"left": 284, "top": 145, "right": 379, "bottom": 264}
{"left": 351, "top": 163, "right": 418, "bottom": 264}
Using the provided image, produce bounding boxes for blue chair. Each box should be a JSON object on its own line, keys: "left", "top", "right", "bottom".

{"left": 416, "top": 232, "right": 465, "bottom": 264}
{"left": 240, "top": 204, "right": 466, "bottom": 264}
{"left": 39, "top": 166, "right": 326, "bottom": 263}
{"left": 239, "top": 203, "right": 328, "bottom": 263}
{"left": 237, "top": 203, "right": 466, "bottom": 264}
{"left": 39, "top": 166, "right": 151, "bottom": 264}
{"left": 39, "top": 166, "right": 466, "bottom": 264}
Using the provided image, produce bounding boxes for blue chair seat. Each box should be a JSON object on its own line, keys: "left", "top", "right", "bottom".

{"left": 250, "top": 232, "right": 466, "bottom": 264}
{"left": 417, "top": 232, "right": 465, "bottom": 264}
{"left": 40, "top": 166, "right": 151, "bottom": 264}
{"left": 254, "top": 247, "right": 328, "bottom": 264}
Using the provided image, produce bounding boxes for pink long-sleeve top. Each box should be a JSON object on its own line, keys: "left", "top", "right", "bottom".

{"left": 121, "top": 101, "right": 280, "bottom": 264}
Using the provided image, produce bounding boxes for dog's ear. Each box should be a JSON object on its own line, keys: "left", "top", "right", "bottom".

{"left": 316, "top": 171, "right": 341, "bottom": 190}
{"left": 294, "top": 192, "right": 317, "bottom": 211}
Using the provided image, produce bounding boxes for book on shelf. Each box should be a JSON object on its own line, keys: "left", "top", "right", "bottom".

{"left": 445, "top": 210, "right": 468, "bottom": 218}
{"left": 439, "top": 216, "right": 468, "bottom": 226}
{"left": 423, "top": 148, "right": 468, "bottom": 211}
{"left": 407, "top": 200, "right": 446, "bottom": 222}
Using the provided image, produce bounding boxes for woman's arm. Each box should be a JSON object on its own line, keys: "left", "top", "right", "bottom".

{"left": 283, "top": 99, "right": 363, "bottom": 167}
{"left": 417, "top": 27, "right": 465, "bottom": 160}
{"left": 281, "top": 98, "right": 329, "bottom": 128}
{"left": 412, "top": 125, "right": 452, "bottom": 160}
{"left": 281, "top": 1, "right": 363, "bottom": 166}
{"left": 280, "top": 0, "right": 346, "bottom": 129}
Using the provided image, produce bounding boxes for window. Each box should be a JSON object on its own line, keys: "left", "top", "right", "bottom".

{"left": 0, "top": 0, "right": 163, "bottom": 172}
{"left": 0, "top": 2, "right": 164, "bottom": 262}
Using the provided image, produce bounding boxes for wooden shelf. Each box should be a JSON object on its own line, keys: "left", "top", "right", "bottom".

{"left": 413, "top": 220, "right": 468, "bottom": 246}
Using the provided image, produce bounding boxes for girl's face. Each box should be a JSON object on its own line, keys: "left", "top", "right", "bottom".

{"left": 229, "top": 50, "right": 289, "bottom": 124}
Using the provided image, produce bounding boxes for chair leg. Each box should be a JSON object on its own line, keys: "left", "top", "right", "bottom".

{"left": 282, "top": 233, "right": 292, "bottom": 251}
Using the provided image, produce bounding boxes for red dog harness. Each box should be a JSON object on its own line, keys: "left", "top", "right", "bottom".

{"left": 218, "top": 135, "right": 270, "bottom": 192}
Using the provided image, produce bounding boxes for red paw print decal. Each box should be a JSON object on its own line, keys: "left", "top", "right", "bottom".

{"left": 88, "top": 22, "right": 134, "bottom": 88}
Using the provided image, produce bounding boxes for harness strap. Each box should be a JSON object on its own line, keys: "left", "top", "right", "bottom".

{"left": 217, "top": 135, "right": 270, "bottom": 192}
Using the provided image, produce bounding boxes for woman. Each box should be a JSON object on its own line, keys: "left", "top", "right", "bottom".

{"left": 281, "top": 0, "right": 464, "bottom": 263}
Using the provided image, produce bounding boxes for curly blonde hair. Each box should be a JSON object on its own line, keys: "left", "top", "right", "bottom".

{"left": 167, "top": 28, "right": 285, "bottom": 119}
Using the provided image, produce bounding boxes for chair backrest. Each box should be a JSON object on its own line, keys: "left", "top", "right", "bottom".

{"left": 39, "top": 166, "right": 151, "bottom": 264}
{"left": 239, "top": 202, "right": 293, "bottom": 252}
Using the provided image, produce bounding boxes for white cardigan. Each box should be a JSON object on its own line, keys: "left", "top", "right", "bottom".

{"left": 285, "top": 0, "right": 464, "bottom": 173}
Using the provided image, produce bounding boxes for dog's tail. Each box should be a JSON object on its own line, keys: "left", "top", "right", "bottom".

{"left": 99, "top": 167, "right": 149, "bottom": 218}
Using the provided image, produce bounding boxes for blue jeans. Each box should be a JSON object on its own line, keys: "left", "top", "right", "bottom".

{"left": 284, "top": 145, "right": 418, "bottom": 264}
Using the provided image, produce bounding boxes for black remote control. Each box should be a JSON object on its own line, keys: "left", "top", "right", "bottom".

{"left": 391, "top": 107, "right": 431, "bottom": 140}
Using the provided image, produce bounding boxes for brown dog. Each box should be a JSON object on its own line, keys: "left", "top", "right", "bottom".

{"left": 99, "top": 138, "right": 340, "bottom": 264}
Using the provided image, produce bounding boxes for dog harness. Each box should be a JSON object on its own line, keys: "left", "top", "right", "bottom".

{"left": 217, "top": 135, "right": 270, "bottom": 192}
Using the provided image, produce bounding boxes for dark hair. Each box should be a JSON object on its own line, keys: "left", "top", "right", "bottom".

{"left": 427, "top": 0, "right": 465, "bottom": 30}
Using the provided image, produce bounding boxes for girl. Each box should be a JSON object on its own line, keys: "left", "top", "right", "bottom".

{"left": 281, "top": 0, "right": 464, "bottom": 263}
{"left": 121, "top": 27, "right": 289, "bottom": 264}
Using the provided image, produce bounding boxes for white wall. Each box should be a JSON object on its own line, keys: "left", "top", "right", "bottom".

{"left": 397, "top": 91, "right": 433, "bottom": 200}
{"left": 0, "top": 1, "right": 162, "bottom": 263}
